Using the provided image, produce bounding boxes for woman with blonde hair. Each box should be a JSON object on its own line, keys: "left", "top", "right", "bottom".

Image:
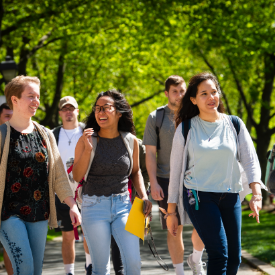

{"left": 0, "top": 76, "right": 81, "bottom": 275}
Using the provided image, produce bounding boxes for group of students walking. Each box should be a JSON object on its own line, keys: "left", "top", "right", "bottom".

{"left": 0, "top": 72, "right": 266, "bottom": 275}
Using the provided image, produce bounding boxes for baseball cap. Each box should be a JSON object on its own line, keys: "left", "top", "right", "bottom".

{"left": 59, "top": 96, "right": 78, "bottom": 109}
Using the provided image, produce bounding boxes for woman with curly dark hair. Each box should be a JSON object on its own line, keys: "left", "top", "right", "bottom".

{"left": 167, "top": 72, "right": 266, "bottom": 274}
{"left": 73, "top": 89, "right": 152, "bottom": 275}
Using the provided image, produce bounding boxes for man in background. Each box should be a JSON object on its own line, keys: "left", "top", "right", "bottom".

{"left": 52, "top": 96, "right": 91, "bottom": 275}
{"left": 143, "top": 75, "right": 205, "bottom": 275}
{"left": 0, "top": 103, "right": 12, "bottom": 125}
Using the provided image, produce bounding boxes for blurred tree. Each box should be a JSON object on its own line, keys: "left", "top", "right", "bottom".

{"left": 169, "top": 0, "right": 275, "bottom": 203}
{"left": 0, "top": 0, "right": 274, "bottom": 204}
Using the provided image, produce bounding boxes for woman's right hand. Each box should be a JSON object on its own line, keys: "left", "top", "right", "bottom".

{"left": 69, "top": 203, "right": 82, "bottom": 227}
{"left": 83, "top": 128, "right": 94, "bottom": 151}
{"left": 166, "top": 215, "right": 178, "bottom": 237}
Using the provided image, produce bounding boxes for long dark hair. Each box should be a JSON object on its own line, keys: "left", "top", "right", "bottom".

{"left": 84, "top": 89, "right": 136, "bottom": 135}
{"left": 175, "top": 72, "right": 225, "bottom": 127}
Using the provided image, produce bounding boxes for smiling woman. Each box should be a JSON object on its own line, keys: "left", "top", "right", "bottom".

{"left": 73, "top": 89, "right": 152, "bottom": 274}
{"left": 167, "top": 72, "right": 266, "bottom": 275}
{"left": 0, "top": 75, "right": 81, "bottom": 275}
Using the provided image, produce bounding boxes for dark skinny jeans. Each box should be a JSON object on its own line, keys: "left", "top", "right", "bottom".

{"left": 183, "top": 186, "right": 242, "bottom": 275}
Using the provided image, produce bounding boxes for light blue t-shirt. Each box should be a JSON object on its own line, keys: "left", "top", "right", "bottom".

{"left": 184, "top": 116, "right": 242, "bottom": 193}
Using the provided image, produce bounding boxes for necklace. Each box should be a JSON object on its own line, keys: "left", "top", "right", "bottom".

{"left": 63, "top": 128, "right": 75, "bottom": 146}
{"left": 198, "top": 114, "right": 222, "bottom": 142}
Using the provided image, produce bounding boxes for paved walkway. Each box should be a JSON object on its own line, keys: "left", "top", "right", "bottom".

{"left": 0, "top": 204, "right": 263, "bottom": 274}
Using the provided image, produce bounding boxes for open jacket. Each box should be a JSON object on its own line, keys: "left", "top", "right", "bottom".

{"left": 0, "top": 121, "right": 73, "bottom": 228}
{"left": 168, "top": 115, "right": 267, "bottom": 225}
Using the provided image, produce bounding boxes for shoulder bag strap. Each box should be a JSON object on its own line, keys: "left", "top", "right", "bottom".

{"left": 52, "top": 126, "right": 62, "bottom": 145}
{"left": 229, "top": 115, "right": 240, "bottom": 135}
{"left": 0, "top": 123, "right": 7, "bottom": 162}
{"left": 156, "top": 107, "right": 165, "bottom": 150}
{"left": 181, "top": 119, "right": 191, "bottom": 146}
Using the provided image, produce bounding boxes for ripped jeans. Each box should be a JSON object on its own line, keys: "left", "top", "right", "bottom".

{"left": 0, "top": 216, "right": 48, "bottom": 275}
{"left": 81, "top": 193, "right": 141, "bottom": 275}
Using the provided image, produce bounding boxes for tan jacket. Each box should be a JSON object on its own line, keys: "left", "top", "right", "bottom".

{"left": 0, "top": 121, "right": 73, "bottom": 228}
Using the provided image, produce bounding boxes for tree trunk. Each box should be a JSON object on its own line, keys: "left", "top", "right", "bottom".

{"left": 255, "top": 53, "right": 275, "bottom": 205}
{"left": 0, "top": 0, "right": 4, "bottom": 46}
{"left": 40, "top": 45, "right": 67, "bottom": 128}
{"left": 18, "top": 36, "right": 31, "bottom": 75}
{"left": 255, "top": 133, "right": 270, "bottom": 205}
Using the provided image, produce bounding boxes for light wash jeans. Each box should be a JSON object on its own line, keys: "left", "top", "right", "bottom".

{"left": 0, "top": 216, "right": 48, "bottom": 275}
{"left": 82, "top": 193, "right": 141, "bottom": 275}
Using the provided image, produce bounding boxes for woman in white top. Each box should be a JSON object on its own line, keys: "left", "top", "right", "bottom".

{"left": 167, "top": 72, "right": 265, "bottom": 275}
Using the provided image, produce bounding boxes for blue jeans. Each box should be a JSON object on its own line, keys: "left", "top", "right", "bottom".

{"left": 82, "top": 193, "right": 141, "bottom": 275}
{"left": 0, "top": 216, "right": 48, "bottom": 275}
{"left": 183, "top": 187, "right": 242, "bottom": 275}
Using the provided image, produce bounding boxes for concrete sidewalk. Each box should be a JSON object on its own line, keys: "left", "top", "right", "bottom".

{"left": 0, "top": 204, "right": 264, "bottom": 274}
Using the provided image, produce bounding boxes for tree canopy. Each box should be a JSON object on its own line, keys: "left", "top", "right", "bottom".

{"left": 1, "top": 0, "right": 275, "bottom": 198}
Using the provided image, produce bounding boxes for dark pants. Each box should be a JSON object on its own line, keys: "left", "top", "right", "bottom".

{"left": 111, "top": 236, "right": 123, "bottom": 275}
{"left": 183, "top": 186, "right": 242, "bottom": 275}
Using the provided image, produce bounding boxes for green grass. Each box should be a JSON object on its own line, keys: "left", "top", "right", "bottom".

{"left": 46, "top": 227, "right": 62, "bottom": 241}
{"left": 245, "top": 194, "right": 253, "bottom": 201}
{"left": 242, "top": 209, "right": 275, "bottom": 267}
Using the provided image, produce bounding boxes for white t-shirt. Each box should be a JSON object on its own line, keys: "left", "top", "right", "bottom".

{"left": 57, "top": 126, "right": 83, "bottom": 172}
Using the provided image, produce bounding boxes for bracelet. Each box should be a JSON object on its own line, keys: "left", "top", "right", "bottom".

{"left": 159, "top": 207, "right": 177, "bottom": 219}
{"left": 164, "top": 212, "right": 177, "bottom": 219}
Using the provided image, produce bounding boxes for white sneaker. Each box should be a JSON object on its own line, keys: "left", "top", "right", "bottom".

{"left": 187, "top": 254, "right": 206, "bottom": 275}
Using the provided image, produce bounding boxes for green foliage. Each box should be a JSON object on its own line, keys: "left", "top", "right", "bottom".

{"left": 46, "top": 227, "right": 62, "bottom": 241}
{"left": 242, "top": 210, "right": 275, "bottom": 267}
{"left": 1, "top": 0, "right": 275, "bottom": 178}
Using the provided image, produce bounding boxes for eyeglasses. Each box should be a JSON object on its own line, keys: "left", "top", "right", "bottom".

{"left": 93, "top": 104, "right": 114, "bottom": 114}
{"left": 60, "top": 106, "right": 76, "bottom": 112}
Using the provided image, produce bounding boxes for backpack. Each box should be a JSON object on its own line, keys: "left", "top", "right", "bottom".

{"left": 155, "top": 106, "right": 166, "bottom": 150}
{"left": 52, "top": 122, "right": 85, "bottom": 145}
{"left": 181, "top": 115, "right": 241, "bottom": 145}
{"left": 131, "top": 138, "right": 150, "bottom": 201}
{"left": 137, "top": 138, "right": 149, "bottom": 187}
{"left": 265, "top": 145, "right": 275, "bottom": 194}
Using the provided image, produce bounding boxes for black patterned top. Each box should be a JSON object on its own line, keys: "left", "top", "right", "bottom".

{"left": 1, "top": 125, "right": 50, "bottom": 222}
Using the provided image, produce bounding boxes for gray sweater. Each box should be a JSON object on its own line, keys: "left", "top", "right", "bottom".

{"left": 168, "top": 115, "right": 267, "bottom": 225}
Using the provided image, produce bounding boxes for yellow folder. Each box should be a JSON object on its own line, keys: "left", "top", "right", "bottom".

{"left": 125, "top": 197, "right": 145, "bottom": 240}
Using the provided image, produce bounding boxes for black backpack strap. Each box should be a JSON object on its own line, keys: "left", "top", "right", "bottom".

{"left": 52, "top": 126, "right": 62, "bottom": 145}
{"left": 181, "top": 119, "right": 191, "bottom": 146}
{"left": 0, "top": 123, "right": 7, "bottom": 161}
{"left": 229, "top": 115, "right": 240, "bottom": 135}
{"left": 156, "top": 107, "right": 165, "bottom": 150}
{"left": 0, "top": 123, "right": 7, "bottom": 153}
